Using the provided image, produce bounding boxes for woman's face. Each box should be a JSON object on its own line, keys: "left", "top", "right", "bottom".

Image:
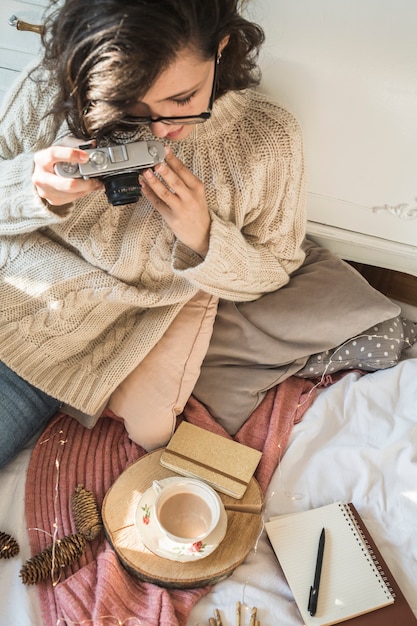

{"left": 129, "top": 48, "right": 216, "bottom": 141}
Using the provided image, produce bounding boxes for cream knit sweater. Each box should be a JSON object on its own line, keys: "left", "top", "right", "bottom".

{"left": 0, "top": 60, "right": 306, "bottom": 413}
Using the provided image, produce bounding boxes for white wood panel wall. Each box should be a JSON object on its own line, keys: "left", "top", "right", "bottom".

{"left": 1, "top": 1, "right": 47, "bottom": 101}
{"left": 249, "top": 0, "right": 417, "bottom": 274}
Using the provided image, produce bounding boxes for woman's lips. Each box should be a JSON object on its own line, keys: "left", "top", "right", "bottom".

{"left": 165, "top": 126, "right": 184, "bottom": 139}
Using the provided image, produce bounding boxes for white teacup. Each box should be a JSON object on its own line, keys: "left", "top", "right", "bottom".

{"left": 152, "top": 478, "right": 221, "bottom": 544}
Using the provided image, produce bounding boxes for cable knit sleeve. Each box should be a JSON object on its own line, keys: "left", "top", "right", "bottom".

{"left": 171, "top": 93, "right": 307, "bottom": 301}
{"left": 0, "top": 60, "right": 73, "bottom": 235}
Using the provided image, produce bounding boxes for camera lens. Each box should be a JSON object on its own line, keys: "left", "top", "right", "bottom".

{"left": 103, "top": 172, "right": 142, "bottom": 206}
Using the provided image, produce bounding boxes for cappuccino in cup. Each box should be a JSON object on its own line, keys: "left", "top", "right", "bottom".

{"left": 153, "top": 479, "right": 221, "bottom": 544}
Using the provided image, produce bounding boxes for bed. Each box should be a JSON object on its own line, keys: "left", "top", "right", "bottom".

{"left": 0, "top": 300, "right": 416, "bottom": 626}
{"left": 1, "top": 1, "right": 417, "bottom": 625}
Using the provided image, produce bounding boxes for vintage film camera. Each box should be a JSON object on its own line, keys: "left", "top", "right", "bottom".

{"left": 55, "top": 140, "right": 165, "bottom": 206}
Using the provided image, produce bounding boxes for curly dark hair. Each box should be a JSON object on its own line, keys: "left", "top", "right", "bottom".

{"left": 40, "top": 0, "right": 265, "bottom": 140}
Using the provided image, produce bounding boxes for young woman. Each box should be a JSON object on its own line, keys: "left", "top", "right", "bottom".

{"left": 0, "top": 0, "right": 397, "bottom": 467}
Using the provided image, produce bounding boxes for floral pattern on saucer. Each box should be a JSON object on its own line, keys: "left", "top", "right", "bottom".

{"left": 141, "top": 503, "right": 151, "bottom": 526}
{"left": 135, "top": 477, "right": 227, "bottom": 562}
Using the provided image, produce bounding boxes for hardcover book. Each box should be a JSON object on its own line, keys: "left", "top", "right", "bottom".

{"left": 159, "top": 422, "right": 262, "bottom": 499}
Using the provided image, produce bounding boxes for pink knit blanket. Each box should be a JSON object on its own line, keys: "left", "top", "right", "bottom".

{"left": 25, "top": 377, "right": 317, "bottom": 626}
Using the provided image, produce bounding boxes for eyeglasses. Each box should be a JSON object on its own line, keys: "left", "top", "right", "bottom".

{"left": 118, "top": 56, "right": 218, "bottom": 129}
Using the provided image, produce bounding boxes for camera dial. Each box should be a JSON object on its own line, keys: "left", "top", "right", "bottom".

{"left": 59, "top": 161, "right": 80, "bottom": 176}
{"left": 88, "top": 150, "right": 109, "bottom": 170}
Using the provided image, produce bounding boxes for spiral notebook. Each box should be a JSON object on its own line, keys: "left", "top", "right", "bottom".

{"left": 265, "top": 502, "right": 417, "bottom": 626}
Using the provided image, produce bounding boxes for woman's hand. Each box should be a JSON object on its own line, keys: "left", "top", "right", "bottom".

{"left": 32, "top": 138, "right": 103, "bottom": 207}
{"left": 140, "top": 146, "right": 211, "bottom": 257}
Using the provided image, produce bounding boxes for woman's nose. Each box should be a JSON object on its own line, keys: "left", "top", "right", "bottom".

{"left": 149, "top": 122, "right": 175, "bottom": 138}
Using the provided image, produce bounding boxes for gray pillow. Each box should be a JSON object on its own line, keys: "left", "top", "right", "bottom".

{"left": 193, "top": 239, "right": 401, "bottom": 434}
{"left": 296, "top": 316, "right": 417, "bottom": 377}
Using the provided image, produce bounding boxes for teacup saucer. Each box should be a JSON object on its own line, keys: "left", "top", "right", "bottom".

{"left": 135, "top": 477, "right": 227, "bottom": 562}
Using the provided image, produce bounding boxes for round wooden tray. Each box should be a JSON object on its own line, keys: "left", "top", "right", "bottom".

{"left": 102, "top": 449, "right": 264, "bottom": 589}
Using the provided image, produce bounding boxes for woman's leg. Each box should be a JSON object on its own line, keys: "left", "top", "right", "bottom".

{"left": 0, "top": 361, "right": 61, "bottom": 468}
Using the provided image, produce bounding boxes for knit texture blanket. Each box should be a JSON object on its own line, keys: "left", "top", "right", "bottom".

{"left": 25, "top": 377, "right": 317, "bottom": 626}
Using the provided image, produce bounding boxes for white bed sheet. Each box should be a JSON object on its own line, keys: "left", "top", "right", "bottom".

{"left": 188, "top": 354, "right": 417, "bottom": 625}
{"left": 1, "top": 312, "right": 416, "bottom": 626}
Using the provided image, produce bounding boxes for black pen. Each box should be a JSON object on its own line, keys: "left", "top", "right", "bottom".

{"left": 308, "top": 527, "right": 326, "bottom": 616}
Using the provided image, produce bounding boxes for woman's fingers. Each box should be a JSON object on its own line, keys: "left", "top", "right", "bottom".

{"left": 33, "top": 145, "right": 103, "bottom": 206}
{"left": 162, "top": 145, "right": 200, "bottom": 189}
{"left": 140, "top": 150, "right": 210, "bottom": 257}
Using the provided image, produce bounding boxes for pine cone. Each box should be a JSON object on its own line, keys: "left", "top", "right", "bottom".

{"left": 71, "top": 484, "right": 103, "bottom": 541}
{"left": 19, "top": 533, "right": 86, "bottom": 585}
{"left": 0, "top": 531, "right": 20, "bottom": 559}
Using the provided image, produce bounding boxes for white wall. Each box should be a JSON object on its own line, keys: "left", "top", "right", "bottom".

{"left": 248, "top": 0, "right": 417, "bottom": 259}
